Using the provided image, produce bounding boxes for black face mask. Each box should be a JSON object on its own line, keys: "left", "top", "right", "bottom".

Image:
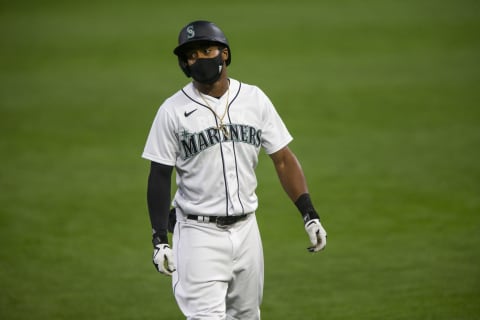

{"left": 188, "top": 52, "right": 224, "bottom": 84}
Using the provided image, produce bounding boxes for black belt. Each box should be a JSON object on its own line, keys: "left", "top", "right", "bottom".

{"left": 187, "top": 214, "right": 249, "bottom": 228}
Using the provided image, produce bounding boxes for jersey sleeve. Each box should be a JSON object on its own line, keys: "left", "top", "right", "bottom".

{"left": 142, "top": 104, "right": 178, "bottom": 166}
{"left": 258, "top": 89, "right": 293, "bottom": 154}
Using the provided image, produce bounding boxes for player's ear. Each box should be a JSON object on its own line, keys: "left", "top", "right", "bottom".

{"left": 221, "top": 47, "right": 229, "bottom": 62}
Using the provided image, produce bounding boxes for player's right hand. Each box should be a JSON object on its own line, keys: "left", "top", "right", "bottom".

{"left": 152, "top": 244, "right": 176, "bottom": 276}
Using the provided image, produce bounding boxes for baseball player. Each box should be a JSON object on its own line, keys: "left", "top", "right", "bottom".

{"left": 142, "top": 20, "right": 327, "bottom": 320}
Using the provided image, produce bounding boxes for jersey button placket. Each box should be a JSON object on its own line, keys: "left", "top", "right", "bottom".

{"left": 223, "top": 144, "right": 239, "bottom": 214}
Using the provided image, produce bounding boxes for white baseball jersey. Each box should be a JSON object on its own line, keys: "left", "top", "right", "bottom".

{"left": 142, "top": 78, "right": 292, "bottom": 216}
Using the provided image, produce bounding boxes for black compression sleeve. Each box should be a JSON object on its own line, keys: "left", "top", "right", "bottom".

{"left": 147, "top": 161, "right": 173, "bottom": 246}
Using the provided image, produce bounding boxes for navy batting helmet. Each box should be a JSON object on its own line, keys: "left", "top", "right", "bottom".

{"left": 173, "top": 20, "right": 231, "bottom": 77}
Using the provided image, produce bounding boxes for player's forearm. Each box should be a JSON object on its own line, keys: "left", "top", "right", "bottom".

{"left": 270, "top": 148, "right": 321, "bottom": 225}
{"left": 270, "top": 147, "right": 309, "bottom": 202}
{"left": 147, "top": 161, "right": 173, "bottom": 245}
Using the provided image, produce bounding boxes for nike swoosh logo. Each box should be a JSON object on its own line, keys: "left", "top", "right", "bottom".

{"left": 184, "top": 109, "right": 197, "bottom": 117}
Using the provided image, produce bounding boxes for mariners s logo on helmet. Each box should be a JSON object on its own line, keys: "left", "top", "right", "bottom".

{"left": 186, "top": 25, "right": 195, "bottom": 39}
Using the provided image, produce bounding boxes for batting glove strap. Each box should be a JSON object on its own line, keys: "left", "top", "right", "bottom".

{"left": 152, "top": 244, "right": 176, "bottom": 276}
{"left": 305, "top": 219, "right": 327, "bottom": 253}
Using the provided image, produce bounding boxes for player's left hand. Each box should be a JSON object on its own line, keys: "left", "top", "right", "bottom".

{"left": 152, "top": 244, "right": 176, "bottom": 276}
{"left": 305, "top": 219, "right": 327, "bottom": 252}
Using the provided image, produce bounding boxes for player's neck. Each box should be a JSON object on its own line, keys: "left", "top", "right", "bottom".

{"left": 194, "top": 76, "right": 229, "bottom": 98}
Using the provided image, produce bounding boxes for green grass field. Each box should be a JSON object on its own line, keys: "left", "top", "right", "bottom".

{"left": 1, "top": 0, "right": 479, "bottom": 319}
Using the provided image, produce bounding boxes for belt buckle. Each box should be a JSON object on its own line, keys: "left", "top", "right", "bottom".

{"left": 216, "top": 216, "right": 230, "bottom": 229}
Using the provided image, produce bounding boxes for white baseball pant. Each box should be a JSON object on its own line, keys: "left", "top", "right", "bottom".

{"left": 172, "top": 212, "right": 264, "bottom": 320}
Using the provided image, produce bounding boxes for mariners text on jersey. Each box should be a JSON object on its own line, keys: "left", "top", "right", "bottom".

{"left": 179, "top": 123, "right": 262, "bottom": 160}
